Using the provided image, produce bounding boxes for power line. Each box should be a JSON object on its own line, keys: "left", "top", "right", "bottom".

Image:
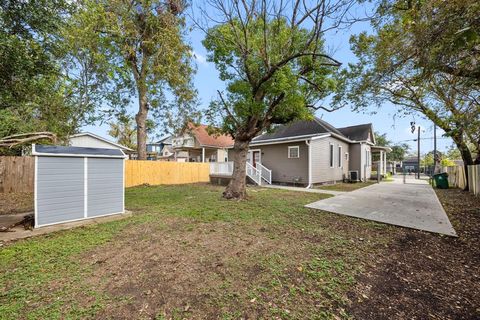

{"left": 396, "top": 137, "right": 451, "bottom": 143}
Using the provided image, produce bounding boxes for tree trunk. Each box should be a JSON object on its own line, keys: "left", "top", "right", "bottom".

{"left": 136, "top": 87, "right": 148, "bottom": 160}
{"left": 452, "top": 135, "right": 474, "bottom": 191}
{"left": 223, "top": 138, "right": 250, "bottom": 199}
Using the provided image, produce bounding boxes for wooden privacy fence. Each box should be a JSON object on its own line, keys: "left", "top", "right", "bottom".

{"left": 125, "top": 160, "right": 210, "bottom": 187}
{"left": 442, "top": 164, "right": 480, "bottom": 196}
{"left": 0, "top": 156, "right": 34, "bottom": 193}
{"left": 467, "top": 164, "right": 480, "bottom": 196}
{"left": 442, "top": 166, "right": 467, "bottom": 190}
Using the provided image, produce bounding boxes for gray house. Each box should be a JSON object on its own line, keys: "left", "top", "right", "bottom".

{"left": 230, "top": 118, "right": 389, "bottom": 186}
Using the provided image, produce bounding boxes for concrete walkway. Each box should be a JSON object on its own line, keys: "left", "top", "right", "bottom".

{"left": 261, "top": 184, "right": 347, "bottom": 196}
{"left": 305, "top": 177, "right": 457, "bottom": 236}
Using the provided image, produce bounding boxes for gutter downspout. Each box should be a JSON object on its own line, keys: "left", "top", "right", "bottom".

{"left": 306, "top": 140, "right": 312, "bottom": 188}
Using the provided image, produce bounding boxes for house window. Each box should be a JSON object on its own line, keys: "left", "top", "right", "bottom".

{"left": 345, "top": 152, "right": 349, "bottom": 161}
{"left": 288, "top": 146, "right": 300, "bottom": 158}
{"left": 338, "top": 146, "right": 343, "bottom": 168}
{"left": 329, "top": 143, "right": 334, "bottom": 167}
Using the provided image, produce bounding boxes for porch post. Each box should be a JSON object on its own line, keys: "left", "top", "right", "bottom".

{"left": 202, "top": 147, "right": 205, "bottom": 162}
{"left": 383, "top": 151, "right": 387, "bottom": 175}
{"left": 380, "top": 151, "right": 384, "bottom": 175}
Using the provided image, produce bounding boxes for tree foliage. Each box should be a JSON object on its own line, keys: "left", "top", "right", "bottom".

{"left": 68, "top": 0, "right": 196, "bottom": 159}
{"left": 0, "top": 0, "right": 96, "bottom": 154}
{"left": 201, "top": 0, "right": 353, "bottom": 199}
{"left": 108, "top": 115, "right": 137, "bottom": 150}
{"left": 389, "top": 143, "right": 410, "bottom": 162}
{"left": 336, "top": 0, "right": 480, "bottom": 189}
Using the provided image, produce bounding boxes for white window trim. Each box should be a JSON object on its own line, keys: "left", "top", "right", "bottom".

{"left": 345, "top": 152, "right": 349, "bottom": 162}
{"left": 288, "top": 146, "right": 300, "bottom": 158}
{"left": 329, "top": 143, "right": 334, "bottom": 168}
{"left": 338, "top": 145, "right": 343, "bottom": 168}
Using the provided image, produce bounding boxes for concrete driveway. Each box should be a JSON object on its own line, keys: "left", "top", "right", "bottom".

{"left": 306, "top": 177, "right": 457, "bottom": 236}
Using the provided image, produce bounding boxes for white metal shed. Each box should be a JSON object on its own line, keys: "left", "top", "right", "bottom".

{"left": 32, "top": 144, "right": 126, "bottom": 228}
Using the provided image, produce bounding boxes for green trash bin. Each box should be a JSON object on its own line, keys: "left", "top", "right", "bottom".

{"left": 433, "top": 173, "right": 449, "bottom": 189}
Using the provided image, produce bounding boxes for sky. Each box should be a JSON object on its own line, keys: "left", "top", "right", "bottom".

{"left": 82, "top": 3, "right": 454, "bottom": 155}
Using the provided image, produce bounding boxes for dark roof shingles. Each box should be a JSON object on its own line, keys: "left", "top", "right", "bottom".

{"left": 253, "top": 118, "right": 345, "bottom": 142}
{"left": 337, "top": 124, "right": 372, "bottom": 141}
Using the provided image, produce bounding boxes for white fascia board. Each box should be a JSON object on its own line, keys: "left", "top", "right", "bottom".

{"left": 329, "top": 132, "right": 354, "bottom": 143}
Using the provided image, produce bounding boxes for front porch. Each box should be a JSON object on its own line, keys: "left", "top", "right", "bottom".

{"left": 371, "top": 146, "right": 392, "bottom": 178}
{"left": 175, "top": 147, "right": 227, "bottom": 163}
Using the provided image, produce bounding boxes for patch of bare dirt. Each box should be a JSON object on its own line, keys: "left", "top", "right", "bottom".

{"left": 79, "top": 217, "right": 297, "bottom": 318}
{"left": 0, "top": 192, "right": 33, "bottom": 215}
{"left": 347, "top": 188, "right": 480, "bottom": 319}
{"left": 74, "top": 210, "right": 388, "bottom": 319}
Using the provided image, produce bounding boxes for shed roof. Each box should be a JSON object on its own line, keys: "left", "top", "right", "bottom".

{"left": 33, "top": 145, "right": 126, "bottom": 158}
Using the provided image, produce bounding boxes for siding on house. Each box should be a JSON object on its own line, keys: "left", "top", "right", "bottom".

{"left": 217, "top": 148, "right": 228, "bottom": 162}
{"left": 364, "top": 144, "right": 372, "bottom": 180}
{"left": 70, "top": 135, "right": 120, "bottom": 149}
{"left": 349, "top": 143, "right": 362, "bottom": 179}
{"left": 251, "top": 142, "right": 309, "bottom": 184}
{"left": 310, "top": 137, "right": 350, "bottom": 183}
{"left": 349, "top": 143, "right": 371, "bottom": 181}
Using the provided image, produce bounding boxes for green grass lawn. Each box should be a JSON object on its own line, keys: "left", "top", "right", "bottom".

{"left": 315, "top": 182, "right": 376, "bottom": 192}
{"left": 0, "top": 184, "right": 392, "bottom": 319}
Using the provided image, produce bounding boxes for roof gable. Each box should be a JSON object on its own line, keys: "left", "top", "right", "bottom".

{"left": 70, "top": 132, "right": 133, "bottom": 151}
{"left": 186, "top": 123, "right": 234, "bottom": 148}
{"left": 337, "top": 124, "right": 374, "bottom": 143}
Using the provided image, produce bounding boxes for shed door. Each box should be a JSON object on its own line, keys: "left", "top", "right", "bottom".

{"left": 36, "top": 157, "right": 84, "bottom": 226}
{"left": 87, "top": 158, "right": 123, "bottom": 217}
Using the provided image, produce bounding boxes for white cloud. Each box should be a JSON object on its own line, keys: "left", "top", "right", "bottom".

{"left": 192, "top": 51, "right": 207, "bottom": 65}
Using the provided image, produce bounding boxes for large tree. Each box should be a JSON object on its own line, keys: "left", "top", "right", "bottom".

{"left": 69, "top": 0, "right": 195, "bottom": 159}
{"left": 201, "top": 0, "right": 356, "bottom": 199}
{"left": 337, "top": 0, "right": 480, "bottom": 189}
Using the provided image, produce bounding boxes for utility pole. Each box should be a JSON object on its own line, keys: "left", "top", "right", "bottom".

{"left": 417, "top": 126, "right": 421, "bottom": 179}
{"left": 433, "top": 125, "right": 437, "bottom": 174}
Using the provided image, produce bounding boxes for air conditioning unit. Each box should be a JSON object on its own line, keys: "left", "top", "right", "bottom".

{"left": 348, "top": 170, "right": 359, "bottom": 182}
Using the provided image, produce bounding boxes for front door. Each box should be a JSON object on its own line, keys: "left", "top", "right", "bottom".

{"left": 252, "top": 150, "right": 261, "bottom": 168}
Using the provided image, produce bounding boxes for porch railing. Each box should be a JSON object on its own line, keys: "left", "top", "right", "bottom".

{"left": 210, "top": 161, "right": 270, "bottom": 186}
{"left": 210, "top": 161, "right": 234, "bottom": 175}
{"left": 246, "top": 162, "right": 262, "bottom": 185}
{"left": 257, "top": 163, "right": 272, "bottom": 184}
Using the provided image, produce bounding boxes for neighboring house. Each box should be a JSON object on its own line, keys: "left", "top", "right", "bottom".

{"left": 146, "top": 136, "right": 173, "bottom": 160}
{"left": 69, "top": 132, "right": 134, "bottom": 155}
{"left": 230, "top": 118, "right": 389, "bottom": 186}
{"left": 402, "top": 156, "right": 420, "bottom": 173}
{"left": 173, "top": 123, "right": 233, "bottom": 162}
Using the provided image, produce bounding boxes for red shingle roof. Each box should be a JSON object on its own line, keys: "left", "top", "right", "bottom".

{"left": 188, "top": 123, "right": 234, "bottom": 148}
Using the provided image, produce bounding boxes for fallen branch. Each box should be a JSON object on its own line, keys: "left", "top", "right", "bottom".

{"left": 0, "top": 132, "right": 57, "bottom": 148}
